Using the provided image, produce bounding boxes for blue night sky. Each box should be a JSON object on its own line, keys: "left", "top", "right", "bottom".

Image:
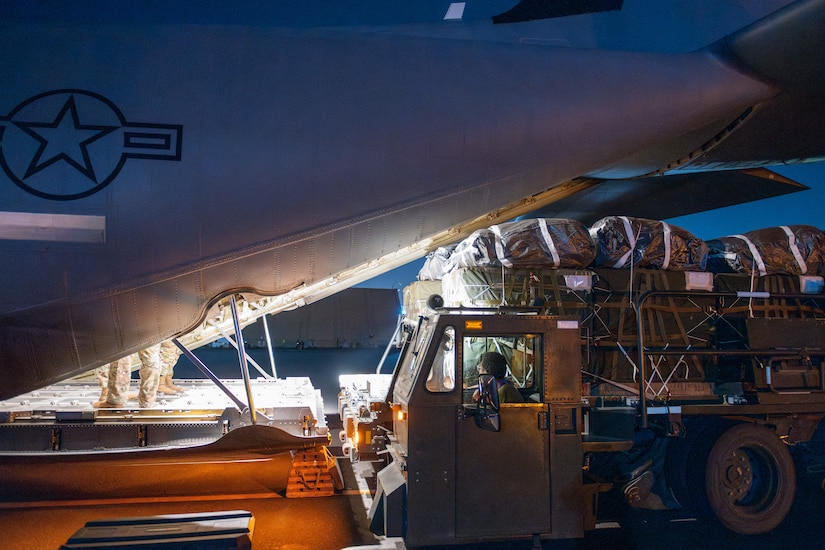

{"left": 359, "top": 160, "right": 825, "bottom": 290}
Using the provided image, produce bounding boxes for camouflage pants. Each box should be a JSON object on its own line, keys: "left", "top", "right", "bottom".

{"left": 97, "top": 356, "right": 133, "bottom": 406}
{"left": 159, "top": 340, "right": 182, "bottom": 377}
{"left": 138, "top": 344, "right": 162, "bottom": 407}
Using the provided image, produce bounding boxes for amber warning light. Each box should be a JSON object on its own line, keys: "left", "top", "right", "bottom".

{"left": 393, "top": 404, "right": 407, "bottom": 421}
{"left": 465, "top": 320, "right": 483, "bottom": 330}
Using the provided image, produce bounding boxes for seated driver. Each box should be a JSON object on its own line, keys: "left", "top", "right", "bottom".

{"left": 473, "top": 351, "right": 524, "bottom": 404}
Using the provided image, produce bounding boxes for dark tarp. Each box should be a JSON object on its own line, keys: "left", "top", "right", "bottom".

{"left": 590, "top": 216, "right": 708, "bottom": 271}
{"left": 450, "top": 218, "right": 595, "bottom": 270}
{"left": 706, "top": 225, "right": 825, "bottom": 276}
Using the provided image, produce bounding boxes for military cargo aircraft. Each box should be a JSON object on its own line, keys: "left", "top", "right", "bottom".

{"left": 1, "top": 0, "right": 824, "bottom": 400}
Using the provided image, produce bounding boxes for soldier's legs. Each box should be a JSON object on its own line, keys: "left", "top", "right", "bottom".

{"left": 109, "top": 357, "right": 133, "bottom": 405}
{"left": 157, "top": 358, "right": 175, "bottom": 394}
{"left": 95, "top": 365, "right": 109, "bottom": 402}
{"left": 158, "top": 340, "right": 184, "bottom": 394}
{"left": 138, "top": 344, "right": 162, "bottom": 408}
{"left": 94, "top": 356, "right": 132, "bottom": 408}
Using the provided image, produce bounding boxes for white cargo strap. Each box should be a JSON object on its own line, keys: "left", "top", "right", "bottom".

{"left": 661, "top": 221, "right": 672, "bottom": 271}
{"left": 781, "top": 225, "right": 808, "bottom": 274}
{"left": 731, "top": 234, "right": 767, "bottom": 276}
{"left": 455, "top": 231, "right": 481, "bottom": 267}
{"left": 490, "top": 224, "right": 512, "bottom": 268}
{"left": 613, "top": 216, "right": 637, "bottom": 269}
{"left": 492, "top": 220, "right": 561, "bottom": 268}
{"left": 538, "top": 218, "right": 561, "bottom": 267}
{"left": 617, "top": 341, "right": 639, "bottom": 382}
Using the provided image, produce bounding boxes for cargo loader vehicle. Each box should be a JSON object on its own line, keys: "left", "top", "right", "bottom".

{"left": 346, "top": 265, "right": 825, "bottom": 547}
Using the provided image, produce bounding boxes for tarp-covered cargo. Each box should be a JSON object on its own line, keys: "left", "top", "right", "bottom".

{"left": 451, "top": 219, "right": 596, "bottom": 270}
{"left": 403, "top": 280, "right": 444, "bottom": 319}
{"left": 589, "top": 216, "right": 708, "bottom": 271}
{"left": 442, "top": 266, "right": 593, "bottom": 317}
{"left": 706, "top": 225, "right": 825, "bottom": 276}
{"left": 418, "top": 245, "right": 456, "bottom": 281}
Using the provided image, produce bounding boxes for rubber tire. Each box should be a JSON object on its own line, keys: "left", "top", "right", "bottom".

{"left": 704, "top": 423, "right": 796, "bottom": 535}
{"left": 664, "top": 417, "right": 727, "bottom": 510}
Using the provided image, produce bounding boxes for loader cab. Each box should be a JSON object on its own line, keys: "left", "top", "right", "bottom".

{"left": 378, "top": 311, "right": 586, "bottom": 547}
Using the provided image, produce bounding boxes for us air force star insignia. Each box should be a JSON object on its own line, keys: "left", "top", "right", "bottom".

{"left": 0, "top": 89, "right": 183, "bottom": 201}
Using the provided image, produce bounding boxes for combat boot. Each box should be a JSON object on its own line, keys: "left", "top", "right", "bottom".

{"left": 93, "top": 400, "right": 125, "bottom": 408}
{"left": 157, "top": 378, "right": 177, "bottom": 395}
{"left": 166, "top": 375, "right": 185, "bottom": 393}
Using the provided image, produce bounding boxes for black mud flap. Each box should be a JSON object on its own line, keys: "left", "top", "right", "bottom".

{"left": 369, "top": 461, "right": 407, "bottom": 538}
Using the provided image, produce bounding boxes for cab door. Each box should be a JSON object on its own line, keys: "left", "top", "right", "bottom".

{"left": 454, "top": 328, "right": 551, "bottom": 538}
{"left": 455, "top": 402, "right": 552, "bottom": 538}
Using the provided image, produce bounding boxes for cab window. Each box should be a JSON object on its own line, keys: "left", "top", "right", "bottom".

{"left": 394, "top": 319, "right": 435, "bottom": 399}
{"left": 425, "top": 327, "right": 456, "bottom": 392}
{"left": 462, "top": 334, "right": 542, "bottom": 404}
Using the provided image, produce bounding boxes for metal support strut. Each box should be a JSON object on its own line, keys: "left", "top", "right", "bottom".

{"left": 262, "top": 313, "right": 278, "bottom": 378}
{"left": 230, "top": 295, "right": 258, "bottom": 425}
{"left": 207, "top": 319, "right": 273, "bottom": 379}
{"left": 171, "top": 338, "right": 248, "bottom": 412}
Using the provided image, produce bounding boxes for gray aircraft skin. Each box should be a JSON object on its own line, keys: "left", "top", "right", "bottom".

{"left": 1, "top": 0, "right": 824, "bottom": 400}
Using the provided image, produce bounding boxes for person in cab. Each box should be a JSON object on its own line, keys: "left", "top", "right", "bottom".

{"left": 473, "top": 351, "right": 524, "bottom": 405}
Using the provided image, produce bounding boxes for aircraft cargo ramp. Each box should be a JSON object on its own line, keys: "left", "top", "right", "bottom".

{"left": 0, "top": 377, "right": 328, "bottom": 454}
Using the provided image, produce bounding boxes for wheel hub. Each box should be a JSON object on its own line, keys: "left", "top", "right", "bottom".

{"left": 721, "top": 448, "right": 753, "bottom": 503}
